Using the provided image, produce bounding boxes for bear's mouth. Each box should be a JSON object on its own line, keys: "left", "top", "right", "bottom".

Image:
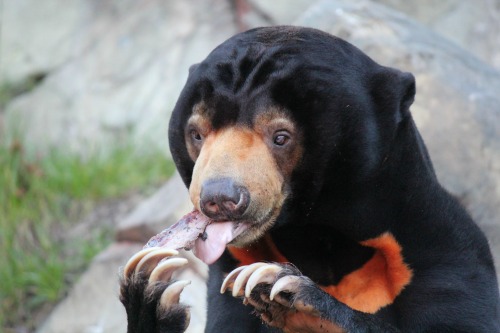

{"left": 144, "top": 210, "right": 251, "bottom": 265}
{"left": 193, "top": 218, "right": 251, "bottom": 264}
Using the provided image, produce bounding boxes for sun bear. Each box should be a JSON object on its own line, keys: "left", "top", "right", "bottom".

{"left": 120, "top": 26, "right": 500, "bottom": 332}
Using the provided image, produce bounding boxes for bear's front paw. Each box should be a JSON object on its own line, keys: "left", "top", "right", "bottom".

{"left": 120, "top": 248, "right": 191, "bottom": 333}
{"left": 221, "top": 263, "right": 345, "bottom": 333}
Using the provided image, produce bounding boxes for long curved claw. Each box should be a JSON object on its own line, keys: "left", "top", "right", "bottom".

{"left": 120, "top": 247, "right": 192, "bottom": 333}
{"left": 221, "top": 265, "right": 247, "bottom": 294}
{"left": 149, "top": 257, "right": 189, "bottom": 283}
{"left": 135, "top": 249, "right": 179, "bottom": 277}
{"left": 123, "top": 247, "right": 160, "bottom": 278}
{"left": 269, "top": 275, "right": 303, "bottom": 301}
{"left": 245, "top": 264, "right": 282, "bottom": 298}
{"left": 159, "top": 280, "right": 191, "bottom": 308}
{"left": 232, "top": 263, "right": 268, "bottom": 297}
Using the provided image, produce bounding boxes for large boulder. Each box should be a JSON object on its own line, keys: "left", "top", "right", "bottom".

{"left": 3, "top": 0, "right": 239, "bottom": 155}
{"left": 295, "top": 0, "right": 500, "bottom": 265}
{"left": 37, "top": 243, "right": 142, "bottom": 333}
{"left": 116, "top": 171, "right": 191, "bottom": 243}
{"left": 0, "top": 0, "right": 85, "bottom": 83}
{"left": 374, "top": 0, "right": 500, "bottom": 69}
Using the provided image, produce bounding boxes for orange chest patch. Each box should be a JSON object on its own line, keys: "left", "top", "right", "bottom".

{"left": 228, "top": 234, "right": 288, "bottom": 265}
{"left": 227, "top": 232, "right": 413, "bottom": 314}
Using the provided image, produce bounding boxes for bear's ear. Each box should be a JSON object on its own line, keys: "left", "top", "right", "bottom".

{"left": 398, "top": 71, "right": 416, "bottom": 113}
{"left": 370, "top": 68, "right": 416, "bottom": 123}
{"left": 189, "top": 63, "right": 200, "bottom": 74}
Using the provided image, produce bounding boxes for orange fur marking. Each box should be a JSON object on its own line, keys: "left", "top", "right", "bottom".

{"left": 228, "top": 232, "right": 412, "bottom": 314}
{"left": 228, "top": 234, "right": 288, "bottom": 266}
{"left": 322, "top": 232, "right": 413, "bottom": 313}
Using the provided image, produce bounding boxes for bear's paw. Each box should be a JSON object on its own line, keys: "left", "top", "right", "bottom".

{"left": 120, "top": 248, "right": 191, "bottom": 333}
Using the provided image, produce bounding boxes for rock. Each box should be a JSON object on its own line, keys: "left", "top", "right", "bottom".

{"left": 373, "top": 0, "right": 500, "bottom": 69}
{"left": 0, "top": 0, "right": 86, "bottom": 83}
{"left": 243, "top": 0, "right": 313, "bottom": 27}
{"left": 295, "top": 0, "right": 500, "bottom": 273}
{"left": 37, "top": 242, "right": 141, "bottom": 333}
{"left": 116, "top": 171, "right": 191, "bottom": 243}
{"left": 4, "top": 0, "right": 239, "bottom": 156}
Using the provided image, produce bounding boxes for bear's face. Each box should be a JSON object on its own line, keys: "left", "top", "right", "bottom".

{"left": 183, "top": 102, "right": 303, "bottom": 246}
{"left": 184, "top": 102, "right": 303, "bottom": 245}
{"left": 168, "top": 26, "right": 415, "bottom": 249}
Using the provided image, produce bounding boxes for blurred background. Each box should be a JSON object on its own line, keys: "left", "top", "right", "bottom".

{"left": 1, "top": 0, "right": 499, "bottom": 332}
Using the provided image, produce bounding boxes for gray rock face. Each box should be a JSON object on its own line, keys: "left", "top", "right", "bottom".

{"left": 374, "top": 0, "right": 500, "bottom": 69}
{"left": 0, "top": 0, "right": 86, "bottom": 82}
{"left": 4, "top": 0, "right": 238, "bottom": 155}
{"left": 37, "top": 243, "right": 141, "bottom": 333}
{"left": 245, "top": 0, "right": 313, "bottom": 26}
{"left": 295, "top": 0, "right": 500, "bottom": 266}
{"left": 116, "top": 172, "right": 191, "bottom": 243}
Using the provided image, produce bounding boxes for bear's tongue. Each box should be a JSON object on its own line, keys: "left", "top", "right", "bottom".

{"left": 144, "top": 210, "right": 248, "bottom": 265}
{"left": 193, "top": 221, "right": 237, "bottom": 265}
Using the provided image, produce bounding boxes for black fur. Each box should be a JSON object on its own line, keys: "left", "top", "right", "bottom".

{"left": 120, "top": 274, "right": 190, "bottom": 333}
{"left": 123, "top": 26, "right": 500, "bottom": 332}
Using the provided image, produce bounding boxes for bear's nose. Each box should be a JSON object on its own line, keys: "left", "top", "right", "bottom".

{"left": 200, "top": 178, "right": 250, "bottom": 220}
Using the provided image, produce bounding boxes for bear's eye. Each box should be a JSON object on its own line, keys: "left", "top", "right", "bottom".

{"left": 273, "top": 131, "right": 290, "bottom": 146}
{"left": 190, "top": 129, "right": 203, "bottom": 142}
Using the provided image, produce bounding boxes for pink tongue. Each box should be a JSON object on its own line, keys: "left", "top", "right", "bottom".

{"left": 145, "top": 209, "right": 248, "bottom": 265}
{"left": 193, "top": 221, "right": 235, "bottom": 265}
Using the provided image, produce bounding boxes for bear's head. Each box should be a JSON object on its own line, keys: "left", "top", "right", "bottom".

{"left": 168, "top": 26, "right": 415, "bottom": 258}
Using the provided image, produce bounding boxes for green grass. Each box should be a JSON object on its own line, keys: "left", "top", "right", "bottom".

{"left": 0, "top": 141, "right": 175, "bottom": 331}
